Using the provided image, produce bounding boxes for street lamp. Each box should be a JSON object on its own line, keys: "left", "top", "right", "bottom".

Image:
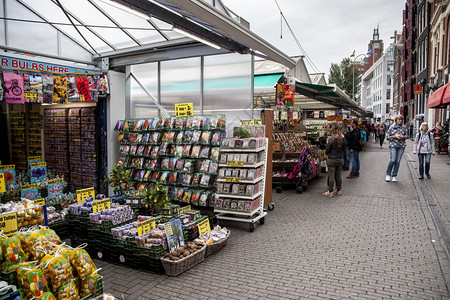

{"left": 352, "top": 54, "right": 367, "bottom": 102}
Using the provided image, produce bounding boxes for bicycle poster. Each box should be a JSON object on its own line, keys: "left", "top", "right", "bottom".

{"left": 3, "top": 71, "right": 24, "bottom": 103}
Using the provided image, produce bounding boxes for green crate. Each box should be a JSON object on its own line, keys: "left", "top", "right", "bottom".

{"left": 135, "top": 244, "right": 166, "bottom": 259}
{"left": 80, "top": 275, "right": 104, "bottom": 300}
{"left": 0, "top": 271, "right": 17, "bottom": 285}
{"left": 116, "top": 237, "right": 136, "bottom": 251}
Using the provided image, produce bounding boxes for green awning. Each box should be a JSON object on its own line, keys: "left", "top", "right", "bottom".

{"left": 254, "top": 73, "right": 283, "bottom": 88}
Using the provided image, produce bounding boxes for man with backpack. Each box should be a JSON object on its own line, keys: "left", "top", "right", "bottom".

{"left": 347, "top": 119, "right": 362, "bottom": 178}
{"left": 341, "top": 119, "right": 352, "bottom": 171}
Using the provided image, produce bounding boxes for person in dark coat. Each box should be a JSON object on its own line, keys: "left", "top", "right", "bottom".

{"left": 323, "top": 122, "right": 346, "bottom": 197}
{"left": 347, "top": 119, "right": 362, "bottom": 178}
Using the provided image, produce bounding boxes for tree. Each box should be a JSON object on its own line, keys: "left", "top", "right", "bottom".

{"left": 328, "top": 58, "right": 360, "bottom": 101}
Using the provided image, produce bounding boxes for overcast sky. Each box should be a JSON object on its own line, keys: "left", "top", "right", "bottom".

{"left": 223, "top": 0, "right": 405, "bottom": 79}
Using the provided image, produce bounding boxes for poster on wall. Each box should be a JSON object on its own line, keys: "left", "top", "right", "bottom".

{"left": 53, "top": 76, "right": 68, "bottom": 103}
{"left": 43, "top": 75, "right": 54, "bottom": 104}
{"left": 96, "top": 75, "right": 109, "bottom": 95}
{"left": 165, "top": 219, "right": 185, "bottom": 253}
{"left": 88, "top": 77, "right": 99, "bottom": 102}
{"left": 76, "top": 77, "right": 90, "bottom": 102}
{"left": 67, "top": 76, "right": 80, "bottom": 102}
{"left": 3, "top": 72, "right": 25, "bottom": 104}
{"left": 30, "top": 162, "right": 47, "bottom": 184}
{"left": 0, "top": 165, "right": 16, "bottom": 187}
{"left": 29, "top": 75, "right": 43, "bottom": 103}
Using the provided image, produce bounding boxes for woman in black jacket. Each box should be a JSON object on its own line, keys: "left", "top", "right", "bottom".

{"left": 324, "top": 122, "right": 346, "bottom": 197}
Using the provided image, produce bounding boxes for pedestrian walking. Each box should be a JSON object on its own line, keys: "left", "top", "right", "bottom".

{"left": 341, "top": 119, "right": 352, "bottom": 171}
{"left": 413, "top": 122, "right": 435, "bottom": 179}
{"left": 377, "top": 122, "right": 386, "bottom": 148}
{"left": 385, "top": 115, "right": 408, "bottom": 182}
{"left": 323, "top": 122, "right": 345, "bottom": 197}
{"left": 347, "top": 119, "right": 362, "bottom": 178}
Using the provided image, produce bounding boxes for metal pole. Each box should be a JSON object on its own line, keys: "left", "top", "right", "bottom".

{"left": 352, "top": 56, "right": 355, "bottom": 101}
{"left": 129, "top": 72, "right": 170, "bottom": 117}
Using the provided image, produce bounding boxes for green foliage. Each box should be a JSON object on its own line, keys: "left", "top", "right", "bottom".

{"left": 143, "top": 182, "right": 170, "bottom": 214}
{"left": 234, "top": 127, "right": 251, "bottom": 138}
{"left": 104, "top": 164, "right": 131, "bottom": 190}
{"left": 328, "top": 57, "right": 360, "bottom": 100}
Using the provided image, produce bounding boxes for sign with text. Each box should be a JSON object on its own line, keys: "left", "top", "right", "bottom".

{"left": 226, "top": 161, "right": 244, "bottom": 167}
{"left": 165, "top": 219, "right": 184, "bottom": 253}
{"left": 0, "top": 174, "right": 5, "bottom": 194}
{"left": 273, "top": 141, "right": 281, "bottom": 152}
{"left": 76, "top": 187, "right": 95, "bottom": 204}
{"left": 197, "top": 218, "right": 211, "bottom": 235}
{"left": 225, "top": 177, "right": 242, "bottom": 183}
{"left": 27, "top": 156, "right": 43, "bottom": 169}
{"left": 92, "top": 198, "right": 111, "bottom": 213}
{"left": 175, "top": 102, "right": 194, "bottom": 117}
{"left": 178, "top": 205, "right": 191, "bottom": 215}
{"left": 0, "top": 212, "right": 18, "bottom": 236}
{"left": 137, "top": 217, "right": 156, "bottom": 236}
{"left": 33, "top": 198, "right": 46, "bottom": 205}
{"left": 21, "top": 184, "right": 39, "bottom": 200}
{"left": 414, "top": 84, "right": 422, "bottom": 94}
{"left": 47, "top": 178, "right": 64, "bottom": 198}
{"left": 240, "top": 119, "right": 263, "bottom": 126}
{"left": 0, "top": 165, "right": 15, "bottom": 187}
{"left": 30, "top": 162, "right": 47, "bottom": 184}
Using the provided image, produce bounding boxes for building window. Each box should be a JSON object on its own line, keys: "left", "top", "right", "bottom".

{"left": 386, "top": 103, "right": 390, "bottom": 114}
{"left": 387, "top": 75, "right": 391, "bottom": 85}
{"left": 387, "top": 89, "right": 391, "bottom": 100}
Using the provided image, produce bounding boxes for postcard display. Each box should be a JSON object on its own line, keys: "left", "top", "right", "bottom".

{"left": 44, "top": 107, "right": 97, "bottom": 191}
{"left": 215, "top": 135, "right": 268, "bottom": 232}
{"left": 114, "top": 116, "right": 226, "bottom": 211}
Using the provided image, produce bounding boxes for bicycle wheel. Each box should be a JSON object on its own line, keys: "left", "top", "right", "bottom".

{"left": 12, "top": 86, "right": 22, "bottom": 96}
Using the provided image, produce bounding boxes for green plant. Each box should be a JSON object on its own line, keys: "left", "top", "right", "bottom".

{"left": 104, "top": 164, "right": 131, "bottom": 191}
{"left": 143, "top": 182, "right": 170, "bottom": 214}
{"left": 234, "top": 127, "right": 251, "bottom": 138}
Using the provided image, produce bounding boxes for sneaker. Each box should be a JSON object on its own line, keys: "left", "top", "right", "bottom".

{"left": 418, "top": 176, "right": 423, "bottom": 179}
{"left": 323, "top": 191, "right": 334, "bottom": 198}
{"left": 426, "top": 174, "right": 431, "bottom": 179}
{"left": 347, "top": 174, "right": 356, "bottom": 179}
{"left": 392, "top": 177, "right": 397, "bottom": 182}
{"left": 334, "top": 191, "right": 342, "bottom": 196}
{"left": 385, "top": 175, "right": 391, "bottom": 182}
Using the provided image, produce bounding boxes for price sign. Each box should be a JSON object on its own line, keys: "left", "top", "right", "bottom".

{"left": 0, "top": 212, "right": 18, "bottom": 236}
{"left": 273, "top": 141, "right": 281, "bottom": 152}
{"left": 33, "top": 198, "right": 46, "bottom": 205}
{"left": 197, "top": 218, "right": 211, "bottom": 235}
{"left": 138, "top": 217, "right": 156, "bottom": 236}
{"left": 227, "top": 161, "right": 244, "bottom": 167}
{"left": 0, "top": 165, "right": 15, "bottom": 170}
{"left": 0, "top": 174, "right": 4, "bottom": 194}
{"left": 240, "top": 119, "right": 262, "bottom": 126}
{"left": 24, "top": 91, "right": 37, "bottom": 100}
{"left": 225, "top": 177, "right": 241, "bottom": 183}
{"left": 76, "top": 187, "right": 95, "bottom": 204}
{"left": 21, "top": 183, "right": 38, "bottom": 190}
{"left": 47, "top": 178, "right": 63, "bottom": 185}
{"left": 164, "top": 222, "right": 173, "bottom": 236}
{"left": 92, "top": 198, "right": 111, "bottom": 213}
{"left": 30, "top": 162, "right": 46, "bottom": 168}
{"left": 80, "top": 94, "right": 85, "bottom": 102}
{"left": 178, "top": 205, "right": 191, "bottom": 215}
{"left": 175, "top": 102, "right": 194, "bottom": 117}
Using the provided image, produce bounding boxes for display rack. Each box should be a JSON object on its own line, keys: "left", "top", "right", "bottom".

{"left": 44, "top": 109, "right": 69, "bottom": 180}
{"left": 215, "top": 138, "right": 268, "bottom": 232}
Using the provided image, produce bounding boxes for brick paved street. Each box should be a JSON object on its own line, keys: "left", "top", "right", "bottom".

{"left": 95, "top": 139, "right": 450, "bottom": 299}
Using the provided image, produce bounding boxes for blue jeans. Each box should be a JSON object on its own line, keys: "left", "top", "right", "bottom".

{"left": 379, "top": 135, "right": 385, "bottom": 147}
{"left": 343, "top": 146, "right": 350, "bottom": 168}
{"left": 350, "top": 150, "right": 360, "bottom": 175}
{"left": 386, "top": 147, "right": 405, "bottom": 177}
{"left": 418, "top": 153, "right": 431, "bottom": 177}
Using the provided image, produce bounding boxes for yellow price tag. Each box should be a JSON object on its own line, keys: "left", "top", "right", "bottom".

{"left": 138, "top": 218, "right": 156, "bottom": 236}
{"left": 225, "top": 177, "right": 241, "bottom": 183}
{"left": 0, "top": 174, "right": 5, "bottom": 194}
{"left": 178, "top": 205, "right": 192, "bottom": 215}
{"left": 30, "top": 162, "right": 46, "bottom": 167}
{"left": 92, "top": 198, "right": 111, "bottom": 213}
{"left": 197, "top": 218, "right": 211, "bottom": 235}
{"left": 80, "top": 94, "right": 85, "bottom": 102}
{"left": 175, "top": 102, "right": 194, "bottom": 117}
{"left": 47, "top": 178, "right": 63, "bottom": 185}
{"left": 164, "top": 222, "right": 173, "bottom": 236}
{"left": 0, "top": 212, "right": 18, "bottom": 236}
{"left": 28, "top": 156, "right": 42, "bottom": 161}
{"left": 0, "top": 165, "right": 15, "bottom": 170}
{"left": 21, "top": 184, "right": 38, "bottom": 190}
{"left": 33, "top": 198, "right": 45, "bottom": 205}
{"left": 76, "top": 187, "right": 95, "bottom": 204}
{"left": 227, "top": 161, "right": 244, "bottom": 167}
{"left": 24, "top": 91, "right": 37, "bottom": 100}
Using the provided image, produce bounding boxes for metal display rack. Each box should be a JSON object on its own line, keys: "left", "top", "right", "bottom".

{"left": 215, "top": 138, "right": 268, "bottom": 232}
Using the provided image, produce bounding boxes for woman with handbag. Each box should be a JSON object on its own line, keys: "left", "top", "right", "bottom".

{"left": 323, "top": 122, "right": 346, "bottom": 197}
{"left": 413, "top": 122, "right": 435, "bottom": 179}
{"left": 385, "top": 115, "right": 408, "bottom": 182}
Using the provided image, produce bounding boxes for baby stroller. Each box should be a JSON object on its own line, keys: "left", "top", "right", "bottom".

{"left": 275, "top": 148, "right": 312, "bottom": 194}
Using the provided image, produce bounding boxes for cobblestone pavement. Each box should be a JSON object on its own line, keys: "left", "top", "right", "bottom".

{"left": 95, "top": 139, "right": 450, "bottom": 299}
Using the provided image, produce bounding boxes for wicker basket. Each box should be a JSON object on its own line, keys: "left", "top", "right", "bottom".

{"left": 160, "top": 245, "right": 206, "bottom": 276}
{"left": 205, "top": 230, "right": 230, "bottom": 257}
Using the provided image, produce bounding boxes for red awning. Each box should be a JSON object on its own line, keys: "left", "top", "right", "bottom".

{"left": 427, "top": 83, "right": 449, "bottom": 108}
{"left": 443, "top": 83, "right": 450, "bottom": 105}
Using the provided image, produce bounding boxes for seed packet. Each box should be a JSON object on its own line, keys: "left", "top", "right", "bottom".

{"left": 119, "top": 145, "right": 126, "bottom": 154}
{"left": 166, "top": 131, "right": 176, "bottom": 143}
{"left": 211, "top": 132, "right": 224, "bottom": 146}
{"left": 232, "top": 184, "right": 239, "bottom": 194}
{"left": 175, "top": 159, "right": 185, "bottom": 171}
{"left": 191, "top": 131, "right": 202, "bottom": 144}
{"left": 201, "top": 117, "right": 211, "bottom": 130}
{"left": 199, "top": 146, "right": 211, "bottom": 158}
{"left": 118, "top": 157, "right": 126, "bottom": 166}
{"left": 143, "top": 145, "right": 152, "bottom": 156}
{"left": 222, "top": 199, "right": 231, "bottom": 209}
{"left": 237, "top": 200, "right": 245, "bottom": 211}
{"left": 242, "top": 139, "right": 250, "bottom": 148}
{"left": 208, "top": 162, "right": 218, "bottom": 174}
{"left": 183, "top": 190, "right": 192, "bottom": 203}
{"left": 150, "top": 132, "right": 161, "bottom": 144}
{"left": 129, "top": 134, "right": 138, "bottom": 144}
{"left": 192, "top": 116, "right": 203, "bottom": 129}
{"left": 142, "top": 119, "right": 149, "bottom": 131}
{"left": 247, "top": 169, "right": 255, "bottom": 180}
{"left": 191, "top": 173, "right": 202, "bottom": 187}
{"left": 168, "top": 172, "right": 178, "bottom": 185}
{"left": 233, "top": 154, "right": 240, "bottom": 162}
{"left": 182, "top": 145, "right": 192, "bottom": 157}
{"left": 215, "top": 198, "right": 223, "bottom": 208}
{"left": 182, "top": 160, "right": 195, "bottom": 173}
{"left": 191, "top": 145, "right": 201, "bottom": 158}
{"left": 175, "top": 118, "right": 186, "bottom": 130}
{"left": 118, "top": 133, "right": 125, "bottom": 143}
{"left": 159, "top": 171, "right": 170, "bottom": 184}
{"left": 240, "top": 154, "right": 249, "bottom": 163}
{"left": 246, "top": 185, "right": 254, "bottom": 195}
{"left": 148, "top": 118, "right": 158, "bottom": 130}
{"left": 223, "top": 184, "right": 231, "bottom": 194}
{"left": 150, "top": 146, "right": 160, "bottom": 158}
{"left": 137, "top": 145, "right": 145, "bottom": 156}
{"left": 129, "top": 145, "right": 137, "bottom": 155}
{"left": 234, "top": 139, "right": 243, "bottom": 148}
{"left": 230, "top": 200, "right": 238, "bottom": 210}
{"left": 176, "top": 188, "right": 184, "bottom": 201}
{"left": 161, "top": 132, "right": 168, "bottom": 143}
{"left": 176, "top": 132, "right": 184, "bottom": 144}
{"left": 238, "top": 185, "right": 246, "bottom": 194}
{"left": 144, "top": 170, "right": 151, "bottom": 181}
{"left": 200, "top": 174, "right": 211, "bottom": 187}
{"left": 169, "top": 158, "right": 178, "bottom": 170}
{"left": 157, "top": 117, "right": 168, "bottom": 129}
{"left": 115, "top": 120, "right": 125, "bottom": 131}
{"left": 232, "top": 169, "right": 239, "bottom": 178}
{"left": 161, "top": 158, "right": 171, "bottom": 170}
{"left": 182, "top": 174, "right": 192, "bottom": 186}
{"left": 123, "top": 121, "right": 130, "bottom": 131}
{"left": 142, "top": 133, "right": 151, "bottom": 144}
{"left": 146, "top": 159, "right": 158, "bottom": 169}
{"left": 224, "top": 168, "right": 232, "bottom": 177}
{"left": 227, "top": 154, "right": 235, "bottom": 162}
{"left": 198, "top": 192, "right": 209, "bottom": 206}
{"left": 191, "top": 191, "right": 201, "bottom": 205}
{"left": 218, "top": 169, "right": 225, "bottom": 178}
{"left": 200, "top": 160, "right": 210, "bottom": 173}
{"left": 219, "top": 154, "right": 227, "bottom": 163}
{"left": 200, "top": 131, "right": 212, "bottom": 144}
{"left": 186, "top": 117, "right": 193, "bottom": 130}
{"left": 175, "top": 145, "right": 184, "bottom": 157}
{"left": 184, "top": 131, "right": 193, "bottom": 143}
{"left": 151, "top": 171, "right": 160, "bottom": 182}
{"left": 248, "top": 154, "right": 257, "bottom": 164}
{"left": 221, "top": 138, "right": 230, "bottom": 148}
{"left": 210, "top": 148, "right": 220, "bottom": 161}
{"left": 217, "top": 183, "right": 224, "bottom": 193}
{"left": 168, "top": 118, "right": 176, "bottom": 129}
{"left": 239, "top": 169, "right": 248, "bottom": 179}
{"left": 211, "top": 115, "right": 225, "bottom": 129}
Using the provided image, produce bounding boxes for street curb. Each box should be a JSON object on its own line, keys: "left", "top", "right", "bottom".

{"left": 405, "top": 150, "right": 450, "bottom": 293}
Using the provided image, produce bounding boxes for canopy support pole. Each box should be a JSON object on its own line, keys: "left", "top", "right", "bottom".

{"left": 129, "top": 72, "right": 170, "bottom": 117}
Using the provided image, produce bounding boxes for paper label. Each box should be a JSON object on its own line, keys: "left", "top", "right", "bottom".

{"left": 76, "top": 187, "right": 95, "bottom": 204}
{"left": 178, "top": 205, "right": 192, "bottom": 215}
{"left": 197, "top": 218, "right": 211, "bottom": 235}
{"left": 138, "top": 217, "right": 156, "bottom": 236}
{"left": 47, "top": 178, "right": 63, "bottom": 185}
{"left": 227, "top": 161, "right": 244, "bottom": 167}
{"left": 225, "top": 177, "right": 241, "bottom": 183}
{"left": 92, "top": 198, "right": 111, "bottom": 213}
{"left": 33, "top": 198, "right": 45, "bottom": 205}
{"left": 175, "top": 103, "right": 194, "bottom": 117}
{"left": 0, "top": 212, "right": 18, "bottom": 236}
{"left": 164, "top": 222, "right": 173, "bottom": 236}
{"left": 0, "top": 165, "right": 15, "bottom": 170}
{"left": 0, "top": 174, "right": 4, "bottom": 194}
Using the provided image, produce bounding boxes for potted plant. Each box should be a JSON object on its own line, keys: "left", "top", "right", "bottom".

{"left": 104, "top": 164, "right": 131, "bottom": 195}
{"left": 142, "top": 182, "right": 170, "bottom": 215}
